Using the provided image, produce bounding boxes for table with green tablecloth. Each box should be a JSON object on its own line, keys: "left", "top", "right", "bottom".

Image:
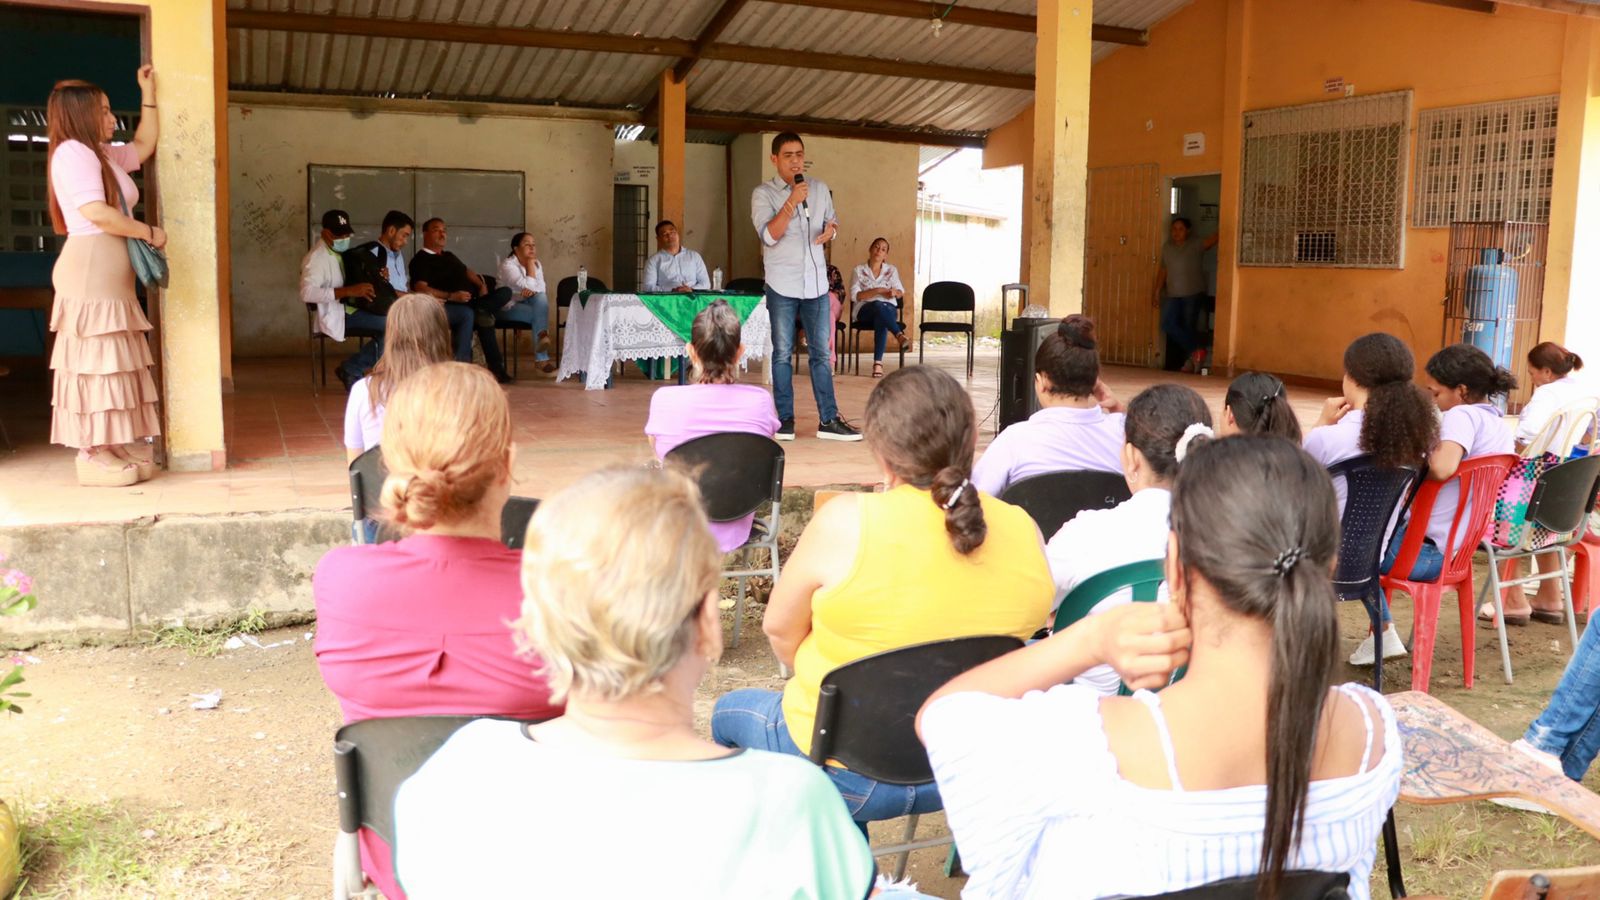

{"left": 556, "top": 290, "right": 772, "bottom": 390}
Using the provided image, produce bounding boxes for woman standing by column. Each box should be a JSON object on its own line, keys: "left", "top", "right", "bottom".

{"left": 46, "top": 68, "right": 163, "bottom": 486}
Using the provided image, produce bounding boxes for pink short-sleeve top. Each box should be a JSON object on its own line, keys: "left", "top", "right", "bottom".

{"left": 50, "top": 140, "right": 141, "bottom": 237}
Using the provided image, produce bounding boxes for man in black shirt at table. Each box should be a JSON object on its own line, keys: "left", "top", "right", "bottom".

{"left": 410, "top": 217, "right": 514, "bottom": 383}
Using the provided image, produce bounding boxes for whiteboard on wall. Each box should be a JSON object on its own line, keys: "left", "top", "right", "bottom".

{"left": 307, "top": 166, "right": 525, "bottom": 277}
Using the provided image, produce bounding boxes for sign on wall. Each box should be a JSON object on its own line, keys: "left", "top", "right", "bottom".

{"left": 1182, "top": 132, "right": 1205, "bottom": 157}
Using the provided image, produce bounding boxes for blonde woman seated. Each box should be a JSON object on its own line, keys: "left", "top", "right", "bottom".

{"left": 713, "top": 366, "right": 1054, "bottom": 831}
{"left": 343, "top": 293, "right": 452, "bottom": 462}
{"left": 314, "top": 362, "right": 562, "bottom": 900}
{"left": 392, "top": 467, "right": 893, "bottom": 899}
{"left": 919, "top": 436, "right": 1400, "bottom": 900}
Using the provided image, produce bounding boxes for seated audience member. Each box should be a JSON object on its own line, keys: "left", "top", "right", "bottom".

{"left": 918, "top": 436, "right": 1400, "bottom": 900}
{"left": 971, "top": 315, "right": 1124, "bottom": 496}
{"left": 642, "top": 219, "right": 711, "bottom": 293}
{"left": 849, "top": 237, "right": 910, "bottom": 377}
{"left": 496, "top": 232, "right": 556, "bottom": 374}
{"left": 343, "top": 293, "right": 451, "bottom": 462}
{"left": 313, "top": 362, "right": 562, "bottom": 900}
{"left": 1045, "top": 385, "right": 1211, "bottom": 694}
{"left": 369, "top": 209, "right": 415, "bottom": 295}
{"left": 713, "top": 366, "right": 1053, "bottom": 831}
{"left": 1511, "top": 609, "right": 1600, "bottom": 785}
{"left": 300, "top": 208, "right": 383, "bottom": 390}
{"left": 647, "top": 301, "right": 780, "bottom": 552}
{"left": 1219, "top": 371, "right": 1302, "bottom": 441}
{"left": 1517, "top": 341, "right": 1590, "bottom": 449}
{"left": 409, "top": 217, "right": 513, "bottom": 383}
{"left": 392, "top": 467, "right": 891, "bottom": 899}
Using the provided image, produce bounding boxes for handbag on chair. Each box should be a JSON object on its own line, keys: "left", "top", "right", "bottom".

{"left": 116, "top": 188, "right": 168, "bottom": 290}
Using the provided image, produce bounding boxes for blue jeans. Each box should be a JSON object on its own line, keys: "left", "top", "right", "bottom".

{"left": 1377, "top": 525, "right": 1445, "bottom": 625}
{"left": 443, "top": 299, "right": 510, "bottom": 374}
{"left": 767, "top": 289, "right": 840, "bottom": 424}
{"left": 496, "top": 291, "right": 550, "bottom": 362}
{"left": 1161, "top": 293, "right": 1205, "bottom": 357}
{"left": 711, "top": 688, "right": 943, "bottom": 831}
{"left": 340, "top": 310, "right": 387, "bottom": 381}
{"left": 855, "top": 301, "right": 903, "bottom": 361}
{"left": 1525, "top": 616, "right": 1600, "bottom": 780}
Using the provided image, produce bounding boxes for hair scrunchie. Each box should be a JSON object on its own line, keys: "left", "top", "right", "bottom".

{"left": 1174, "top": 423, "right": 1215, "bottom": 463}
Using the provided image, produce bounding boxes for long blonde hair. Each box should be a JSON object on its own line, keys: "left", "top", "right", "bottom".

{"left": 367, "top": 293, "right": 451, "bottom": 414}
{"left": 378, "top": 362, "right": 512, "bottom": 531}
{"left": 46, "top": 80, "right": 118, "bottom": 235}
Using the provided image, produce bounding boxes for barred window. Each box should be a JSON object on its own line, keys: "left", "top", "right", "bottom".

{"left": 2, "top": 106, "right": 143, "bottom": 252}
{"left": 1413, "top": 95, "right": 1558, "bottom": 228}
{"left": 1239, "top": 91, "right": 1411, "bottom": 269}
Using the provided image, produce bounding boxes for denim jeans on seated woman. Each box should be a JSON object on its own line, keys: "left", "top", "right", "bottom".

{"left": 1524, "top": 614, "right": 1600, "bottom": 780}
{"left": 1375, "top": 523, "right": 1444, "bottom": 625}
{"left": 495, "top": 291, "right": 550, "bottom": 362}
{"left": 853, "top": 301, "right": 902, "bottom": 361}
{"left": 711, "top": 688, "right": 943, "bottom": 834}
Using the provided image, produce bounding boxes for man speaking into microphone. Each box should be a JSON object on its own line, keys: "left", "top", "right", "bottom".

{"left": 751, "top": 132, "right": 861, "bottom": 442}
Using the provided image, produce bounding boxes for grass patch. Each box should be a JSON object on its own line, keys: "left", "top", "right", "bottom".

{"left": 150, "top": 608, "right": 269, "bottom": 658}
{"left": 10, "top": 796, "right": 288, "bottom": 899}
{"left": 1410, "top": 809, "right": 1493, "bottom": 871}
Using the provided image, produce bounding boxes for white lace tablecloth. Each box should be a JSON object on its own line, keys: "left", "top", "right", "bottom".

{"left": 557, "top": 293, "right": 773, "bottom": 390}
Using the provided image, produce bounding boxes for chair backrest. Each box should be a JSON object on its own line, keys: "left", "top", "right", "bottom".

{"left": 1390, "top": 454, "right": 1517, "bottom": 583}
{"left": 349, "top": 445, "right": 387, "bottom": 529}
{"left": 1142, "top": 871, "right": 1351, "bottom": 900}
{"left": 809, "top": 635, "right": 1024, "bottom": 784}
{"left": 1052, "top": 558, "right": 1165, "bottom": 632}
{"left": 500, "top": 496, "right": 540, "bottom": 550}
{"left": 921, "top": 280, "right": 976, "bottom": 313}
{"left": 1526, "top": 454, "right": 1600, "bottom": 537}
{"left": 663, "top": 433, "right": 786, "bottom": 522}
{"left": 1000, "top": 469, "right": 1133, "bottom": 540}
{"left": 555, "top": 276, "right": 610, "bottom": 309}
{"left": 1526, "top": 397, "right": 1600, "bottom": 460}
{"left": 725, "top": 277, "right": 765, "bottom": 295}
{"left": 1327, "top": 456, "right": 1420, "bottom": 600}
{"left": 333, "top": 715, "right": 543, "bottom": 845}
{"left": 1480, "top": 865, "right": 1600, "bottom": 900}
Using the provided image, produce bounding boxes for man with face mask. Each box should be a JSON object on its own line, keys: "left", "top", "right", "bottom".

{"left": 300, "top": 208, "right": 384, "bottom": 390}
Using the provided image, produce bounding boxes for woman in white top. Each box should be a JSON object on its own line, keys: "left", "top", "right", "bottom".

{"left": 495, "top": 232, "right": 555, "bottom": 373}
{"left": 918, "top": 436, "right": 1400, "bottom": 900}
{"left": 1516, "top": 341, "right": 1591, "bottom": 449}
{"left": 393, "top": 467, "right": 910, "bottom": 899}
{"left": 343, "top": 293, "right": 451, "bottom": 462}
{"left": 1045, "top": 384, "right": 1211, "bottom": 695}
{"left": 849, "top": 237, "right": 909, "bottom": 377}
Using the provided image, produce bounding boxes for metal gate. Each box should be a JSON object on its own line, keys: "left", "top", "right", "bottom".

{"left": 611, "top": 184, "right": 650, "bottom": 292}
{"left": 1442, "top": 221, "right": 1548, "bottom": 413}
{"left": 1084, "top": 163, "right": 1162, "bottom": 366}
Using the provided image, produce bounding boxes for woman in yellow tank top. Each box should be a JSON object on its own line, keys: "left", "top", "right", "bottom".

{"left": 711, "top": 366, "right": 1054, "bottom": 830}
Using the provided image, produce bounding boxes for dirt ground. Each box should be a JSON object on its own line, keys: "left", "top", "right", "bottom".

{"left": 4, "top": 587, "right": 1598, "bottom": 898}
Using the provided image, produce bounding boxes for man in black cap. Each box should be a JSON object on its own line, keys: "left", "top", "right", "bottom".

{"left": 299, "top": 209, "right": 384, "bottom": 389}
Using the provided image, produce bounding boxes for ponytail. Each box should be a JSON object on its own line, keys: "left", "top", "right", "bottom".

{"left": 1360, "top": 381, "right": 1438, "bottom": 469}
{"left": 1426, "top": 343, "right": 1518, "bottom": 402}
{"left": 1224, "top": 373, "right": 1302, "bottom": 442}
{"left": 1528, "top": 341, "right": 1584, "bottom": 377}
{"left": 1125, "top": 384, "right": 1214, "bottom": 481}
{"left": 931, "top": 468, "right": 985, "bottom": 555}
{"left": 1034, "top": 315, "right": 1101, "bottom": 397}
{"left": 865, "top": 366, "right": 987, "bottom": 554}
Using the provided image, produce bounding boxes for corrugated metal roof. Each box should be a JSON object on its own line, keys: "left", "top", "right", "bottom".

{"left": 227, "top": 0, "right": 1197, "bottom": 136}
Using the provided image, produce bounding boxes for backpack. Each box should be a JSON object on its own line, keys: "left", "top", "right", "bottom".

{"left": 341, "top": 241, "right": 399, "bottom": 315}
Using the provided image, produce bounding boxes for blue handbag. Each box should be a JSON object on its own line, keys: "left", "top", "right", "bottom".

{"left": 116, "top": 188, "right": 168, "bottom": 290}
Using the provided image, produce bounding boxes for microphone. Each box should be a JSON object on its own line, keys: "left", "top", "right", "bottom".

{"left": 794, "top": 173, "right": 810, "bottom": 217}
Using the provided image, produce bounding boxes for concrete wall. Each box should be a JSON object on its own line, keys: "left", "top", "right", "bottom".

{"left": 612, "top": 140, "right": 731, "bottom": 275}
{"left": 228, "top": 103, "right": 615, "bottom": 357}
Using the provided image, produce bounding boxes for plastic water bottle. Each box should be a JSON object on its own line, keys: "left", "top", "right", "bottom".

{"left": 576, "top": 266, "right": 588, "bottom": 292}
{"left": 712, "top": 268, "right": 723, "bottom": 291}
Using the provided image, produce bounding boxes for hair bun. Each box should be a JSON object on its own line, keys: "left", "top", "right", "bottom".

{"left": 1058, "top": 314, "right": 1097, "bottom": 351}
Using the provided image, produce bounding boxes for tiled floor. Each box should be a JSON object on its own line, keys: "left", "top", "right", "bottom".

{"left": 0, "top": 346, "right": 1335, "bottom": 527}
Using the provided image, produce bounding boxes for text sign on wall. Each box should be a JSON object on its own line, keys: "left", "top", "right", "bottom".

{"left": 1324, "top": 76, "right": 1345, "bottom": 94}
{"left": 1182, "top": 132, "right": 1205, "bottom": 157}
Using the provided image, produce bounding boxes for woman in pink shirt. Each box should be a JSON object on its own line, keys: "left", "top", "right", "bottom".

{"left": 314, "top": 362, "right": 562, "bottom": 900}
{"left": 45, "top": 71, "right": 164, "bottom": 486}
{"left": 646, "top": 300, "right": 780, "bottom": 552}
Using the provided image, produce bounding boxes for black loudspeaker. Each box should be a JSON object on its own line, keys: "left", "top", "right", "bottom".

{"left": 999, "top": 317, "right": 1060, "bottom": 431}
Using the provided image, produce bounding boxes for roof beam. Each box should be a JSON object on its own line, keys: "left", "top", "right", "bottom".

{"left": 675, "top": 0, "right": 754, "bottom": 81}
{"left": 227, "top": 10, "right": 1033, "bottom": 90}
{"left": 685, "top": 110, "right": 983, "bottom": 147}
{"left": 758, "top": 0, "right": 1150, "bottom": 45}
{"left": 1411, "top": 0, "right": 1497, "bottom": 13}
{"left": 1486, "top": 0, "right": 1600, "bottom": 14}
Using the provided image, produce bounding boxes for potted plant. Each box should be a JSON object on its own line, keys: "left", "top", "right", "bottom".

{"left": 0, "top": 554, "right": 37, "bottom": 896}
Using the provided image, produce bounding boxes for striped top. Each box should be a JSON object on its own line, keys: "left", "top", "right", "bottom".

{"left": 921, "top": 682, "right": 1400, "bottom": 899}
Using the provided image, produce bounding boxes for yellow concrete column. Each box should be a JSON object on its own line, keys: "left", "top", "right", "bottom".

{"left": 1029, "top": 0, "right": 1093, "bottom": 316}
{"left": 657, "top": 69, "right": 687, "bottom": 239}
{"left": 1212, "top": 0, "right": 1251, "bottom": 371}
{"left": 1544, "top": 18, "right": 1600, "bottom": 366}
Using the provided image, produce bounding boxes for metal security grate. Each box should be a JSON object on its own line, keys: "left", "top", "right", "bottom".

{"left": 1084, "top": 163, "right": 1162, "bottom": 367}
{"left": 2, "top": 106, "right": 142, "bottom": 252}
{"left": 611, "top": 184, "right": 649, "bottom": 292}
{"left": 1414, "top": 96, "right": 1557, "bottom": 228}
{"left": 1239, "top": 91, "right": 1411, "bottom": 268}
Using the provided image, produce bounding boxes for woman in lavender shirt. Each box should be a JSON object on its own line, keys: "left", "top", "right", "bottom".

{"left": 971, "top": 315, "right": 1125, "bottom": 497}
{"left": 646, "top": 301, "right": 780, "bottom": 552}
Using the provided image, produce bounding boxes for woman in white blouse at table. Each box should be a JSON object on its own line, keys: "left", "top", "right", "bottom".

{"left": 496, "top": 232, "right": 555, "bottom": 374}
{"left": 849, "top": 237, "right": 910, "bottom": 378}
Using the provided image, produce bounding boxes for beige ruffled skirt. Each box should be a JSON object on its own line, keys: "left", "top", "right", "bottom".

{"left": 49, "top": 232, "right": 161, "bottom": 448}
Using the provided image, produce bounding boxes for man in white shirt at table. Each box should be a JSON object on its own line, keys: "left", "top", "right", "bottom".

{"left": 642, "top": 220, "right": 710, "bottom": 293}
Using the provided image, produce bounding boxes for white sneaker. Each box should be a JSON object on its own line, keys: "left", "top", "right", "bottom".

{"left": 1348, "top": 624, "right": 1409, "bottom": 666}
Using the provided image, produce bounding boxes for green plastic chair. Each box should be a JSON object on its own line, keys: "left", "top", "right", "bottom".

{"left": 1052, "top": 558, "right": 1175, "bottom": 696}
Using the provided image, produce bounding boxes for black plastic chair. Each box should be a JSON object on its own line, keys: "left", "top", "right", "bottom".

{"left": 844, "top": 296, "right": 908, "bottom": 376}
{"left": 1326, "top": 456, "right": 1420, "bottom": 694}
{"left": 809, "top": 634, "right": 1024, "bottom": 880}
{"left": 724, "top": 277, "right": 765, "bottom": 294}
{"left": 349, "top": 445, "right": 540, "bottom": 550}
{"left": 664, "top": 433, "right": 786, "bottom": 648}
{"left": 553, "top": 275, "right": 610, "bottom": 370}
{"left": 307, "top": 303, "right": 382, "bottom": 391}
{"left": 332, "top": 715, "right": 546, "bottom": 899}
{"left": 918, "top": 280, "right": 977, "bottom": 377}
{"left": 500, "top": 496, "right": 540, "bottom": 550}
{"left": 999, "top": 470, "right": 1132, "bottom": 541}
{"left": 1480, "top": 452, "right": 1600, "bottom": 683}
{"left": 1141, "top": 871, "right": 1351, "bottom": 899}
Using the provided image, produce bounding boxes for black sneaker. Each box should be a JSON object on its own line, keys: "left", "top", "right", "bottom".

{"left": 817, "top": 418, "right": 863, "bottom": 442}
{"left": 776, "top": 419, "right": 796, "bottom": 442}
{"left": 335, "top": 366, "right": 358, "bottom": 393}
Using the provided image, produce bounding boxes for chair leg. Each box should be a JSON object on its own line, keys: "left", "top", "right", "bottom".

{"left": 918, "top": 326, "right": 925, "bottom": 365}
{"left": 1410, "top": 584, "right": 1442, "bottom": 693}
{"left": 1366, "top": 587, "right": 1386, "bottom": 693}
{"left": 732, "top": 575, "right": 746, "bottom": 648}
{"left": 1557, "top": 546, "right": 1580, "bottom": 653}
{"left": 892, "top": 814, "right": 919, "bottom": 881}
{"left": 1382, "top": 809, "right": 1406, "bottom": 899}
{"left": 1574, "top": 542, "right": 1596, "bottom": 618}
{"left": 1483, "top": 549, "right": 1514, "bottom": 685}
{"left": 1456, "top": 573, "right": 1477, "bottom": 690}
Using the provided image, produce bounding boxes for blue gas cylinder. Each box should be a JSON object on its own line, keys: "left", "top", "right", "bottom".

{"left": 1462, "top": 248, "right": 1518, "bottom": 369}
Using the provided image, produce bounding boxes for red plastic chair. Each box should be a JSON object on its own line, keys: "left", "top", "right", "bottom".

{"left": 1380, "top": 454, "right": 1516, "bottom": 693}
{"left": 1572, "top": 528, "right": 1600, "bottom": 618}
